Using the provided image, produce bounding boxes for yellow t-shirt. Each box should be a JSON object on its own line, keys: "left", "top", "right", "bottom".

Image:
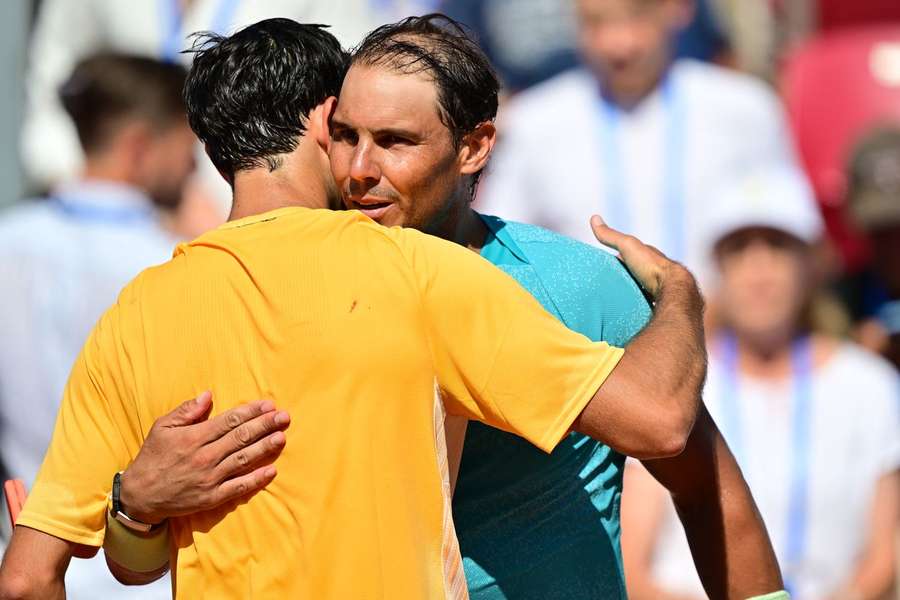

{"left": 19, "top": 207, "right": 623, "bottom": 599}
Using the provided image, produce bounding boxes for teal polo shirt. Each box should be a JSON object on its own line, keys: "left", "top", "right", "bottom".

{"left": 453, "top": 214, "right": 652, "bottom": 600}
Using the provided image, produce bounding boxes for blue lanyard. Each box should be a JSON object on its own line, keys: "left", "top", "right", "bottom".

{"left": 52, "top": 196, "right": 155, "bottom": 226}
{"left": 160, "top": 0, "right": 241, "bottom": 62}
{"left": 720, "top": 334, "right": 813, "bottom": 597}
{"left": 596, "top": 75, "right": 686, "bottom": 261}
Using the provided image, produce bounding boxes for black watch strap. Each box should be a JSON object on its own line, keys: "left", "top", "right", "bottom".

{"left": 110, "top": 471, "right": 154, "bottom": 532}
{"left": 111, "top": 471, "right": 124, "bottom": 515}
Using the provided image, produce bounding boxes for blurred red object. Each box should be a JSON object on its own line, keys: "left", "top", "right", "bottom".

{"left": 817, "top": 0, "right": 900, "bottom": 31}
{"left": 782, "top": 25, "right": 900, "bottom": 271}
{"left": 4, "top": 479, "right": 26, "bottom": 528}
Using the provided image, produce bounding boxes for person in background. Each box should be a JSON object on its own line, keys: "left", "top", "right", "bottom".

{"left": 20, "top": 0, "right": 378, "bottom": 237}
{"left": 621, "top": 165, "right": 900, "bottom": 600}
{"left": 0, "top": 52, "right": 196, "bottom": 600}
{"left": 439, "top": 0, "right": 725, "bottom": 95}
{"left": 477, "top": 0, "right": 798, "bottom": 286}
{"left": 847, "top": 127, "right": 900, "bottom": 371}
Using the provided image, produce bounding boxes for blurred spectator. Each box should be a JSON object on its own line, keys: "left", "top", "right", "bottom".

{"left": 440, "top": 0, "right": 726, "bottom": 94}
{"left": 477, "top": 0, "right": 798, "bottom": 286}
{"left": 20, "top": 0, "right": 377, "bottom": 234}
{"left": 369, "top": 0, "right": 443, "bottom": 22}
{"left": 848, "top": 127, "right": 900, "bottom": 370}
{"left": 621, "top": 166, "right": 900, "bottom": 600}
{"left": 0, "top": 53, "right": 195, "bottom": 600}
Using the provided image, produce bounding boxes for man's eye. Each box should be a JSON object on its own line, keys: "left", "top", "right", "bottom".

{"left": 380, "top": 135, "right": 409, "bottom": 147}
{"left": 332, "top": 129, "right": 357, "bottom": 144}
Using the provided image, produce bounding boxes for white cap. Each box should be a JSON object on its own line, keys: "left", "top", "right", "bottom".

{"left": 702, "top": 164, "right": 825, "bottom": 256}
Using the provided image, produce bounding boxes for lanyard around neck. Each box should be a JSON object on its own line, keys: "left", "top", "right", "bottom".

{"left": 596, "top": 74, "right": 686, "bottom": 261}
{"left": 719, "top": 333, "right": 814, "bottom": 597}
{"left": 160, "top": 0, "right": 241, "bottom": 62}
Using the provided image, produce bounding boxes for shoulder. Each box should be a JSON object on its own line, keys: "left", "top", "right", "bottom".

{"left": 675, "top": 59, "right": 783, "bottom": 117}
{"left": 827, "top": 341, "right": 898, "bottom": 391}
{"left": 0, "top": 200, "right": 59, "bottom": 245}
{"left": 492, "top": 218, "right": 652, "bottom": 343}
{"left": 501, "top": 68, "right": 595, "bottom": 128}
{"left": 497, "top": 219, "right": 634, "bottom": 282}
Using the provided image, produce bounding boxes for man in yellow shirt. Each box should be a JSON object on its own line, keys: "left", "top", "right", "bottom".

{"left": 0, "top": 19, "right": 708, "bottom": 599}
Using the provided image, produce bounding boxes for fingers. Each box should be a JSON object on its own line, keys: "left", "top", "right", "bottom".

{"left": 159, "top": 391, "right": 213, "bottom": 428}
{"left": 211, "top": 465, "right": 278, "bottom": 508}
{"left": 213, "top": 430, "right": 287, "bottom": 482}
{"left": 200, "top": 400, "right": 278, "bottom": 444}
{"left": 205, "top": 408, "right": 291, "bottom": 460}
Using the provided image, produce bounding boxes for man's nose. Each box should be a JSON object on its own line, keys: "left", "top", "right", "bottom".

{"left": 349, "top": 140, "right": 381, "bottom": 186}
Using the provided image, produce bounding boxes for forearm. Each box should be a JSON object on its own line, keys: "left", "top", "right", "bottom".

{"left": 0, "top": 527, "right": 72, "bottom": 600}
{"left": 576, "top": 266, "right": 707, "bottom": 458}
{"left": 643, "top": 408, "right": 782, "bottom": 599}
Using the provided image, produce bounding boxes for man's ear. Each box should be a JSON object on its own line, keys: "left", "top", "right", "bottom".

{"left": 312, "top": 96, "right": 338, "bottom": 152}
{"left": 458, "top": 121, "right": 497, "bottom": 177}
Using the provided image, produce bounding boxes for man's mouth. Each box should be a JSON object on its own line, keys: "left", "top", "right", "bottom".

{"left": 349, "top": 198, "right": 393, "bottom": 221}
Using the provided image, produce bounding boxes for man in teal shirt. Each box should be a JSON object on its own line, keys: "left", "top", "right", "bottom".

{"left": 105, "top": 15, "right": 785, "bottom": 599}
{"left": 457, "top": 215, "right": 649, "bottom": 598}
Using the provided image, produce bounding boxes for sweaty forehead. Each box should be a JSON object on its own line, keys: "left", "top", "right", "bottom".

{"left": 334, "top": 64, "right": 443, "bottom": 130}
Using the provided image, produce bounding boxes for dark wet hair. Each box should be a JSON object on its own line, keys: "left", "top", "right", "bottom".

{"left": 183, "top": 18, "right": 349, "bottom": 180}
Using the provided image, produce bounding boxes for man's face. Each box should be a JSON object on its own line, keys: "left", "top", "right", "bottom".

{"left": 328, "top": 64, "right": 467, "bottom": 232}
{"left": 140, "top": 119, "right": 197, "bottom": 210}
{"left": 576, "top": 0, "right": 690, "bottom": 102}
{"left": 715, "top": 228, "right": 811, "bottom": 338}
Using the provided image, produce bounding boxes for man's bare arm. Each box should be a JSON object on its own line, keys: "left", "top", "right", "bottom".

{"left": 642, "top": 406, "right": 783, "bottom": 599}
{"left": 0, "top": 527, "right": 77, "bottom": 600}
{"left": 573, "top": 217, "right": 706, "bottom": 459}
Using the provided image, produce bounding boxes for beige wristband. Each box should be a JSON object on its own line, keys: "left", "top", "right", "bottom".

{"left": 103, "top": 512, "right": 170, "bottom": 573}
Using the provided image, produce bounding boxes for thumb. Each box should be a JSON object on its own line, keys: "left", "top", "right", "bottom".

{"left": 164, "top": 391, "right": 213, "bottom": 427}
{"left": 590, "top": 214, "right": 622, "bottom": 253}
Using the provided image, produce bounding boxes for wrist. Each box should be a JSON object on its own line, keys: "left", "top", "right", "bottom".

{"left": 118, "top": 469, "right": 164, "bottom": 526}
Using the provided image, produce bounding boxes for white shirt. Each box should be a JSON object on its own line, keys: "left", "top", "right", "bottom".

{"left": 22, "top": 0, "right": 378, "bottom": 189}
{"left": 477, "top": 60, "right": 798, "bottom": 285}
{"left": 0, "top": 180, "right": 178, "bottom": 599}
{"left": 650, "top": 341, "right": 900, "bottom": 600}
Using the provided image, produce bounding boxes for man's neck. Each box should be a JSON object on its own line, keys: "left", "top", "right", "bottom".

{"left": 600, "top": 67, "right": 670, "bottom": 111}
{"left": 230, "top": 159, "right": 330, "bottom": 221}
{"left": 82, "top": 155, "right": 135, "bottom": 187}
{"left": 432, "top": 203, "right": 488, "bottom": 255}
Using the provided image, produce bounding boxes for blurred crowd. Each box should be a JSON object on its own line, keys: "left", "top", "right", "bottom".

{"left": 0, "top": 1, "right": 898, "bottom": 599}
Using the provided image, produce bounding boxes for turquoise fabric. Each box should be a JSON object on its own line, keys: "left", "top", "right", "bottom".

{"left": 454, "top": 215, "right": 652, "bottom": 600}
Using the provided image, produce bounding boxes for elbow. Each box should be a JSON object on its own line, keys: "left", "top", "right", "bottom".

{"left": 0, "top": 571, "right": 42, "bottom": 600}
{"left": 637, "top": 403, "right": 695, "bottom": 459}
{"left": 653, "top": 425, "right": 690, "bottom": 458}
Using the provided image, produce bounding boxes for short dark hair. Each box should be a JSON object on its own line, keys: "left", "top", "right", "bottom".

{"left": 184, "top": 18, "right": 349, "bottom": 180}
{"left": 351, "top": 13, "right": 500, "bottom": 150}
{"left": 59, "top": 53, "right": 187, "bottom": 154}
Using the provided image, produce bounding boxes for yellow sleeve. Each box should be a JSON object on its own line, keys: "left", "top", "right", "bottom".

{"left": 393, "top": 227, "right": 624, "bottom": 453}
{"left": 17, "top": 301, "right": 142, "bottom": 547}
